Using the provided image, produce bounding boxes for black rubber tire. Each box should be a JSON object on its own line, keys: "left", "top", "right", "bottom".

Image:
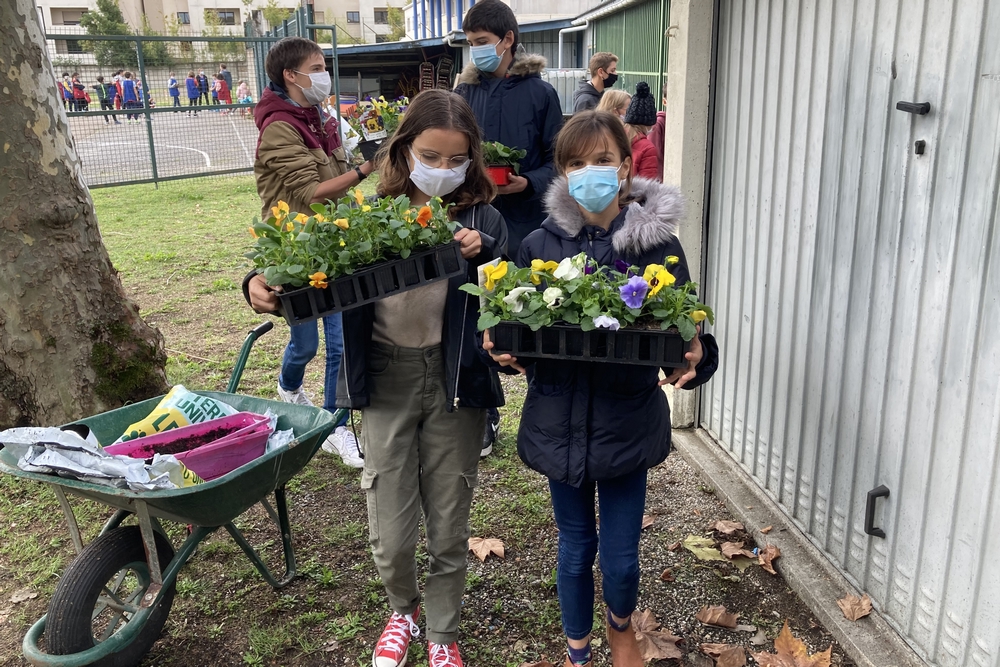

{"left": 46, "top": 525, "right": 176, "bottom": 666}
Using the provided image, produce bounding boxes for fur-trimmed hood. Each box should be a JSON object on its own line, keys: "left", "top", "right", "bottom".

{"left": 456, "top": 52, "right": 548, "bottom": 86}
{"left": 542, "top": 176, "right": 684, "bottom": 257}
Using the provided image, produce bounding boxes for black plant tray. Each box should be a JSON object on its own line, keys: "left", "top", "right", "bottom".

{"left": 276, "top": 241, "right": 463, "bottom": 326}
{"left": 489, "top": 321, "right": 691, "bottom": 367}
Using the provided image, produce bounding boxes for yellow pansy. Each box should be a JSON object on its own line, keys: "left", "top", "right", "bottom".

{"left": 340, "top": 240, "right": 346, "bottom": 247}
{"left": 643, "top": 263, "right": 675, "bottom": 296}
{"left": 529, "top": 259, "right": 559, "bottom": 285}
{"left": 284, "top": 222, "right": 294, "bottom": 232}
{"left": 271, "top": 201, "right": 289, "bottom": 220}
{"left": 354, "top": 189, "right": 365, "bottom": 205}
{"left": 666, "top": 255, "right": 679, "bottom": 265}
{"left": 314, "top": 213, "right": 326, "bottom": 222}
{"left": 334, "top": 218, "right": 350, "bottom": 230}
{"left": 294, "top": 213, "right": 309, "bottom": 223}
{"left": 362, "top": 205, "right": 372, "bottom": 212}
{"left": 482, "top": 261, "right": 508, "bottom": 291}
{"left": 309, "top": 272, "right": 328, "bottom": 289}
{"left": 691, "top": 310, "right": 708, "bottom": 324}
{"left": 247, "top": 226, "right": 258, "bottom": 239}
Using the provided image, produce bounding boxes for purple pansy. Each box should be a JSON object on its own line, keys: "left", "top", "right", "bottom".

{"left": 615, "top": 259, "right": 630, "bottom": 274}
{"left": 620, "top": 275, "right": 649, "bottom": 309}
{"left": 584, "top": 264, "right": 596, "bottom": 275}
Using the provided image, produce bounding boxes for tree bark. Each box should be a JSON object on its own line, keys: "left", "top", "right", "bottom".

{"left": 0, "top": 0, "right": 168, "bottom": 429}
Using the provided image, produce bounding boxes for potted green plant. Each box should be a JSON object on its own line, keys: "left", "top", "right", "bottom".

{"left": 481, "top": 141, "right": 527, "bottom": 186}
{"left": 460, "top": 254, "right": 714, "bottom": 367}
{"left": 246, "top": 189, "right": 463, "bottom": 325}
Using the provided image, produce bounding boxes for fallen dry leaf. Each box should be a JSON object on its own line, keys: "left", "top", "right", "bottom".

{"left": 660, "top": 568, "right": 675, "bottom": 582}
{"left": 631, "top": 609, "right": 683, "bottom": 661}
{"left": 760, "top": 525, "right": 774, "bottom": 535}
{"left": 721, "top": 541, "right": 756, "bottom": 559}
{"left": 687, "top": 653, "right": 716, "bottom": 667}
{"left": 695, "top": 604, "right": 739, "bottom": 629}
{"left": 751, "top": 621, "right": 832, "bottom": 667}
{"left": 836, "top": 593, "right": 872, "bottom": 621}
{"left": 468, "top": 537, "right": 505, "bottom": 562}
{"left": 518, "top": 659, "right": 555, "bottom": 667}
{"left": 667, "top": 540, "right": 682, "bottom": 551}
{"left": 642, "top": 515, "right": 656, "bottom": 530}
{"left": 702, "top": 643, "right": 747, "bottom": 667}
{"left": 731, "top": 555, "right": 756, "bottom": 572}
{"left": 683, "top": 535, "right": 728, "bottom": 562}
{"left": 9, "top": 589, "right": 37, "bottom": 604}
{"left": 758, "top": 544, "right": 781, "bottom": 574}
{"left": 751, "top": 628, "right": 768, "bottom": 645}
{"left": 693, "top": 508, "right": 702, "bottom": 516}
{"left": 711, "top": 519, "right": 745, "bottom": 535}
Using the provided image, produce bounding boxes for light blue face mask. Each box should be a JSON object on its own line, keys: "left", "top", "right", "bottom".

{"left": 567, "top": 164, "right": 623, "bottom": 213}
{"left": 470, "top": 39, "right": 505, "bottom": 73}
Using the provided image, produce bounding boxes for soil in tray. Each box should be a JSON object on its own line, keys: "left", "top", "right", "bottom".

{"left": 124, "top": 426, "right": 242, "bottom": 457}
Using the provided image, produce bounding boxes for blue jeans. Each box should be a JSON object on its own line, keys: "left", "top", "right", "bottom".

{"left": 548, "top": 468, "right": 648, "bottom": 640}
{"left": 279, "top": 313, "right": 348, "bottom": 427}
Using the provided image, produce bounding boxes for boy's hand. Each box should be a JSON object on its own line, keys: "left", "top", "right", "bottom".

{"left": 659, "top": 326, "right": 703, "bottom": 389}
{"left": 497, "top": 175, "right": 528, "bottom": 195}
{"left": 248, "top": 273, "right": 281, "bottom": 313}
{"left": 483, "top": 329, "right": 526, "bottom": 374}
{"left": 454, "top": 228, "right": 482, "bottom": 259}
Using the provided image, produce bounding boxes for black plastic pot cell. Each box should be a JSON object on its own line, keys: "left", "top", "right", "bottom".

{"left": 276, "top": 241, "right": 463, "bottom": 325}
{"left": 489, "top": 321, "right": 691, "bottom": 368}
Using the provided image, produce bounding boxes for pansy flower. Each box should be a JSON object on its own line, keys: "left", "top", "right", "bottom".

{"left": 309, "top": 272, "right": 328, "bottom": 289}
{"left": 542, "top": 287, "right": 564, "bottom": 310}
{"left": 482, "top": 261, "right": 508, "bottom": 291}
{"left": 620, "top": 275, "right": 649, "bottom": 309}
{"left": 530, "top": 259, "right": 559, "bottom": 285}
{"left": 643, "top": 264, "right": 675, "bottom": 296}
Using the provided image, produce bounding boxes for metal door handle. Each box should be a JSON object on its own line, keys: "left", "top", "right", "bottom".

{"left": 896, "top": 101, "right": 930, "bottom": 115}
{"left": 865, "top": 485, "right": 890, "bottom": 538}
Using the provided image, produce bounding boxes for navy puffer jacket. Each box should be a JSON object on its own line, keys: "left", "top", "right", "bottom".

{"left": 514, "top": 177, "right": 719, "bottom": 487}
{"left": 455, "top": 54, "right": 564, "bottom": 257}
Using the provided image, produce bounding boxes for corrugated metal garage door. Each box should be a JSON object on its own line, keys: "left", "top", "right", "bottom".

{"left": 702, "top": 1, "right": 1000, "bottom": 665}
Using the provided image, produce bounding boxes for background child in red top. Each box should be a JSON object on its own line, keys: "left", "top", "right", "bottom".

{"left": 215, "top": 74, "right": 232, "bottom": 105}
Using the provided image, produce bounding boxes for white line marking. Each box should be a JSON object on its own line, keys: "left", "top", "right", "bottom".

{"left": 229, "top": 115, "right": 253, "bottom": 164}
{"left": 163, "top": 144, "right": 212, "bottom": 168}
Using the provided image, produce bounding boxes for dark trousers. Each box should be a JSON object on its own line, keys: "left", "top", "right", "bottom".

{"left": 199, "top": 90, "right": 209, "bottom": 105}
{"left": 171, "top": 96, "right": 181, "bottom": 109}
{"left": 549, "top": 468, "right": 648, "bottom": 640}
{"left": 100, "top": 98, "right": 115, "bottom": 122}
{"left": 188, "top": 97, "right": 199, "bottom": 114}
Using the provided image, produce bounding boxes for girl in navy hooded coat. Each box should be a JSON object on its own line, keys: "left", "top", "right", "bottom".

{"left": 485, "top": 110, "right": 718, "bottom": 667}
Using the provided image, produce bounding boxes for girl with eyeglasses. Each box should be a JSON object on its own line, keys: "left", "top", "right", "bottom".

{"left": 484, "top": 110, "right": 719, "bottom": 667}
{"left": 340, "top": 89, "right": 507, "bottom": 667}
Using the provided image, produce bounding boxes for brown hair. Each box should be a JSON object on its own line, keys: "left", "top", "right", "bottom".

{"left": 376, "top": 89, "right": 496, "bottom": 217}
{"left": 554, "top": 110, "right": 635, "bottom": 204}
{"left": 596, "top": 89, "right": 631, "bottom": 116}
{"left": 588, "top": 52, "right": 618, "bottom": 77}
{"left": 264, "top": 36, "right": 323, "bottom": 89}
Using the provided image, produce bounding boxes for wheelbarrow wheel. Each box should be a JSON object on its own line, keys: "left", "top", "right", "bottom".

{"left": 45, "top": 525, "right": 176, "bottom": 666}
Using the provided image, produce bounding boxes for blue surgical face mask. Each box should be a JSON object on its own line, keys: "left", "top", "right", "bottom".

{"left": 567, "top": 163, "right": 624, "bottom": 213}
{"left": 470, "top": 39, "right": 505, "bottom": 73}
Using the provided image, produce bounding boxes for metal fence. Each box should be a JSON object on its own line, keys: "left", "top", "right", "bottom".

{"left": 48, "top": 12, "right": 340, "bottom": 188}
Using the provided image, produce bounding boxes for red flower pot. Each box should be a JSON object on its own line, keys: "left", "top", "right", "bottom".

{"left": 487, "top": 166, "right": 514, "bottom": 186}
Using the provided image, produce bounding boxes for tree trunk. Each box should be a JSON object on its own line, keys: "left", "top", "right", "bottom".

{"left": 0, "top": 0, "right": 168, "bottom": 429}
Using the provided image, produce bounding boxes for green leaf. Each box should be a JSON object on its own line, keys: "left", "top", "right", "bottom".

{"left": 397, "top": 228, "right": 411, "bottom": 239}
{"left": 287, "top": 264, "right": 304, "bottom": 274}
{"left": 477, "top": 312, "right": 502, "bottom": 331}
{"left": 677, "top": 318, "right": 697, "bottom": 341}
{"left": 459, "top": 283, "right": 485, "bottom": 296}
{"left": 310, "top": 203, "right": 327, "bottom": 214}
{"left": 356, "top": 241, "right": 373, "bottom": 253}
{"left": 296, "top": 232, "right": 311, "bottom": 242}
{"left": 400, "top": 248, "right": 411, "bottom": 259}
{"left": 580, "top": 318, "right": 596, "bottom": 332}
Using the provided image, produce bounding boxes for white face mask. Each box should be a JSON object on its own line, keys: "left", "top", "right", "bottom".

{"left": 408, "top": 149, "right": 470, "bottom": 197}
{"left": 293, "top": 70, "right": 332, "bottom": 106}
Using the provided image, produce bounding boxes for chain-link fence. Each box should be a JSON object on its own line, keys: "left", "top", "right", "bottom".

{"left": 48, "top": 13, "right": 340, "bottom": 188}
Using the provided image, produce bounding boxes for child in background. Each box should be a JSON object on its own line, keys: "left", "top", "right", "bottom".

{"left": 622, "top": 82, "right": 661, "bottom": 181}
{"left": 236, "top": 79, "right": 251, "bottom": 116}
{"left": 185, "top": 71, "right": 199, "bottom": 116}
{"left": 485, "top": 110, "right": 718, "bottom": 667}
{"left": 596, "top": 89, "right": 631, "bottom": 120}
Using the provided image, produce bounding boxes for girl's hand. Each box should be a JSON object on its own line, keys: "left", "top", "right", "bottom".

{"left": 660, "top": 326, "right": 703, "bottom": 389}
{"left": 497, "top": 175, "right": 529, "bottom": 195}
{"left": 483, "top": 329, "right": 525, "bottom": 374}
{"left": 248, "top": 273, "right": 281, "bottom": 313}
{"left": 454, "top": 228, "right": 482, "bottom": 259}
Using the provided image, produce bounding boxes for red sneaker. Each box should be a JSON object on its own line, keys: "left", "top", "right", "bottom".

{"left": 372, "top": 607, "right": 420, "bottom": 667}
{"left": 428, "top": 642, "right": 464, "bottom": 667}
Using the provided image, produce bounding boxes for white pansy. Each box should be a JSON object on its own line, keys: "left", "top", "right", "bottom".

{"left": 502, "top": 286, "right": 535, "bottom": 314}
{"left": 542, "top": 287, "right": 565, "bottom": 309}
{"left": 593, "top": 315, "right": 621, "bottom": 331}
{"left": 553, "top": 257, "right": 582, "bottom": 281}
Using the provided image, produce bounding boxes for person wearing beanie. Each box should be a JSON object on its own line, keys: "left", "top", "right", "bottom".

{"left": 623, "top": 82, "right": 662, "bottom": 181}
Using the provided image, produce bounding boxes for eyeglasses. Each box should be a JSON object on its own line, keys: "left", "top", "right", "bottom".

{"left": 413, "top": 149, "right": 470, "bottom": 170}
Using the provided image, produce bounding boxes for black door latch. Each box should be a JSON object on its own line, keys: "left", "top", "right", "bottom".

{"left": 896, "top": 101, "right": 930, "bottom": 115}
{"left": 865, "top": 485, "right": 890, "bottom": 538}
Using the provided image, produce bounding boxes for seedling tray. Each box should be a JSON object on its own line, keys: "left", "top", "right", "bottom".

{"left": 489, "top": 321, "right": 691, "bottom": 367}
{"left": 277, "top": 241, "right": 463, "bottom": 325}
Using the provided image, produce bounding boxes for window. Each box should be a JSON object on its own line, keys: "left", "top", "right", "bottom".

{"left": 217, "top": 10, "right": 236, "bottom": 24}
{"left": 375, "top": 34, "right": 389, "bottom": 42}
{"left": 55, "top": 39, "right": 85, "bottom": 54}
{"left": 179, "top": 41, "right": 194, "bottom": 55}
{"left": 374, "top": 8, "right": 388, "bottom": 24}
{"left": 346, "top": 11, "right": 360, "bottom": 23}
{"left": 54, "top": 8, "right": 86, "bottom": 24}
{"left": 177, "top": 11, "right": 190, "bottom": 24}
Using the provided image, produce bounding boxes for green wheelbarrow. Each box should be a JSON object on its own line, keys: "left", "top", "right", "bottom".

{"left": 0, "top": 322, "right": 345, "bottom": 667}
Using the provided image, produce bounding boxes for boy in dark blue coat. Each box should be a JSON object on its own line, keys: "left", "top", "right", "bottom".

{"left": 455, "top": 0, "right": 564, "bottom": 455}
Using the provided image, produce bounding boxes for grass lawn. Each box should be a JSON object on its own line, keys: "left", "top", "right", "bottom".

{"left": 0, "top": 176, "right": 854, "bottom": 667}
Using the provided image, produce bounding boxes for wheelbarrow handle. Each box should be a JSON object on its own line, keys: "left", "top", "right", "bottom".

{"left": 227, "top": 322, "right": 274, "bottom": 394}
